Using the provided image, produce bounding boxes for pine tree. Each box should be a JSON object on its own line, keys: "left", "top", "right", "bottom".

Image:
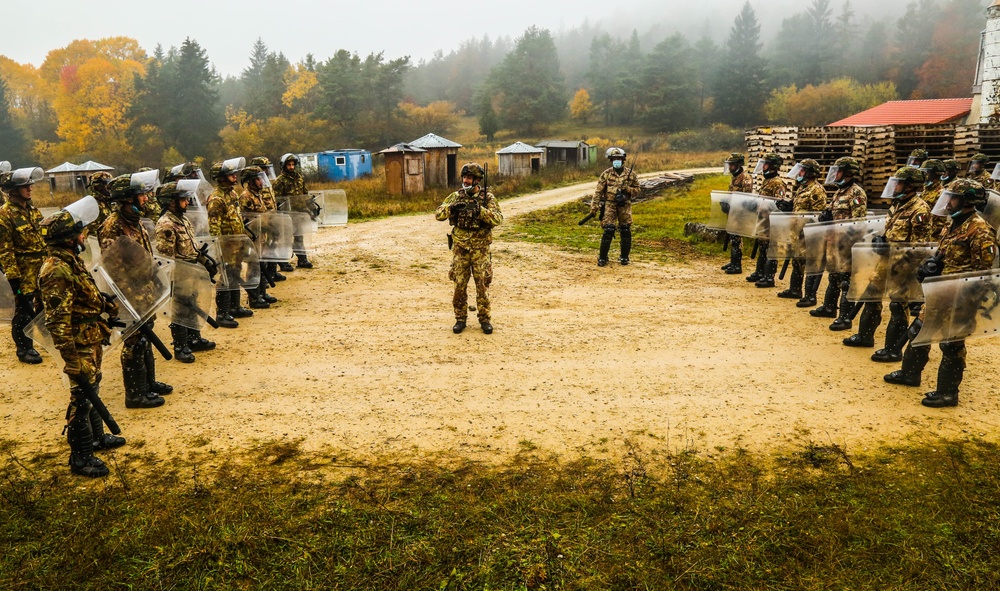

{"left": 714, "top": 1, "right": 768, "bottom": 128}
{"left": 0, "top": 74, "right": 28, "bottom": 163}
{"left": 167, "top": 38, "right": 222, "bottom": 159}
{"left": 486, "top": 26, "right": 567, "bottom": 134}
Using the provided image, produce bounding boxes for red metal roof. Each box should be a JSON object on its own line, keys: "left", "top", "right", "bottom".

{"left": 828, "top": 98, "right": 973, "bottom": 126}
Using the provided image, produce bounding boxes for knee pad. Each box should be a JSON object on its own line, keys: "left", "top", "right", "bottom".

{"left": 619, "top": 225, "right": 632, "bottom": 236}
{"left": 939, "top": 341, "right": 966, "bottom": 359}
{"left": 602, "top": 226, "right": 617, "bottom": 238}
{"left": 889, "top": 302, "right": 905, "bottom": 315}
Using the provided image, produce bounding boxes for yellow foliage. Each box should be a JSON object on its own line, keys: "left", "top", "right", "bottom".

{"left": 398, "top": 100, "right": 463, "bottom": 138}
{"left": 282, "top": 65, "right": 318, "bottom": 109}
{"left": 220, "top": 107, "right": 264, "bottom": 156}
{"left": 764, "top": 78, "right": 898, "bottom": 126}
{"left": 569, "top": 88, "right": 593, "bottom": 123}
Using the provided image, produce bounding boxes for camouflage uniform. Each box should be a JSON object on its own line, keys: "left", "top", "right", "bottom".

{"left": 748, "top": 175, "right": 787, "bottom": 286}
{"left": 0, "top": 198, "right": 45, "bottom": 360}
{"left": 273, "top": 171, "right": 310, "bottom": 267}
{"left": 435, "top": 187, "right": 503, "bottom": 326}
{"left": 154, "top": 210, "right": 199, "bottom": 262}
{"left": 971, "top": 169, "right": 993, "bottom": 191}
{"left": 240, "top": 186, "right": 269, "bottom": 213}
{"left": 921, "top": 181, "right": 950, "bottom": 241}
{"left": 812, "top": 181, "right": 867, "bottom": 326}
{"left": 238, "top": 177, "right": 276, "bottom": 309}
{"left": 207, "top": 185, "right": 245, "bottom": 236}
{"left": 723, "top": 169, "right": 753, "bottom": 272}
{"left": 591, "top": 165, "right": 640, "bottom": 265}
{"left": 782, "top": 179, "right": 828, "bottom": 302}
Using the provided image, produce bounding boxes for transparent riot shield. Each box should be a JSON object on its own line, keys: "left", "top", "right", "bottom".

{"left": 913, "top": 269, "right": 1000, "bottom": 346}
{"left": 23, "top": 313, "right": 58, "bottom": 361}
{"left": 847, "top": 244, "right": 888, "bottom": 302}
{"left": 279, "top": 194, "right": 322, "bottom": 225}
{"left": 162, "top": 259, "right": 217, "bottom": 331}
{"left": 313, "top": 189, "right": 348, "bottom": 227}
{"left": 287, "top": 211, "right": 315, "bottom": 255}
{"left": 89, "top": 235, "right": 173, "bottom": 346}
{"left": 216, "top": 234, "right": 261, "bottom": 290}
{"left": 244, "top": 211, "right": 294, "bottom": 262}
{"left": 80, "top": 235, "right": 101, "bottom": 268}
{"left": 176, "top": 179, "right": 213, "bottom": 209}
{"left": 725, "top": 192, "right": 763, "bottom": 238}
{"left": 885, "top": 243, "right": 938, "bottom": 303}
{"left": 827, "top": 216, "right": 887, "bottom": 274}
{"left": 38, "top": 207, "right": 60, "bottom": 218}
{"left": 192, "top": 236, "right": 226, "bottom": 289}
{"left": 752, "top": 197, "right": 779, "bottom": 240}
{"left": 983, "top": 190, "right": 1000, "bottom": 233}
{"left": 707, "top": 191, "right": 731, "bottom": 231}
{"left": 766, "top": 212, "right": 818, "bottom": 261}
{"left": 0, "top": 271, "right": 14, "bottom": 323}
{"left": 802, "top": 221, "right": 833, "bottom": 276}
{"left": 187, "top": 205, "right": 210, "bottom": 238}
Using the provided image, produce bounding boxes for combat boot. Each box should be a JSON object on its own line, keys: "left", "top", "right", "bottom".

{"left": 170, "top": 324, "right": 195, "bottom": 363}
{"left": 598, "top": 227, "right": 614, "bottom": 267}
{"left": 884, "top": 345, "right": 929, "bottom": 387}
{"left": 746, "top": 246, "right": 766, "bottom": 282}
{"left": 755, "top": 260, "right": 777, "bottom": 288}
{"left": 810, "top": 277, "right": 839, "bottom": 318}
{"left": 123, "top": 362, "right": 165, "bottom": 409}
{"left": 69, "top": 453, "right": 108, "bottom": 478}
{"left": 279, "top": 261, "right": 295, "bottom": 273}
{"left": 829, "top": 276, "right": 854, "bottom": 330}
{"left": 296, "top": 254, "right": 314, "bottom": 269}
{"left": 452, "top": 319, "right": 467, "bottom": 334}
{"left": 145, "top": 343, "right": 172, "bottom": 394}
{"left": 480, "top": 319, "right": 494, "bottom": 334}
{"left": 797, "top": 275, "right": 820, "bottom": 308}
{"left": 258, "top": 281, "right": 278, "bottom": 303}
{"left": 248, "top": 288, "right": 270, "bottom": 309}
{"left": 778, "top": 264, "right": 803, "bottom": 299}
{"left": 67, "top": 401, "right": 108, "bottom": 478}
{"left": 843, "top": 303, "right": 879, "bottom": 347}
{"left": 618, "top": 226, "right": 632, "bottom": 265}
{"left": 215, "top": 292, "right": 238, "bottom": 328}
{"left": 725, "top": 245, "right": 742, "bottom": 274}
{"left": 923, "top": 343, "right": 965, "bottom": 407}
{"left": 230, "top": 291, "right": 254, "bottom": 318}
{"left": 271, "top": 263, "right": 287, "bottom": 282}
{"left": 188, "top": 330, "right": 216, "bottom": 352}
{"left": 90, "top": 407, "right": 126, "bottom": 451}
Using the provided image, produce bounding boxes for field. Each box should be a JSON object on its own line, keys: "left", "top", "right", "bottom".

{"left": 4, "top": 170, "right": 1000, "bottom": 589}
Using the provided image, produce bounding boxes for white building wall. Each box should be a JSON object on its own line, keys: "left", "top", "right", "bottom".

{"left": 980, "top": 3, "right": 1000, "bottom": 122}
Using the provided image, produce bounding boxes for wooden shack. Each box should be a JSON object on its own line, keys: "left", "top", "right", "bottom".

{"left": 409, "top": 133, "right": 461, "bottom": 187}
{"left": 378, "top": 143, "right": 427, "bottom": 195}
{"left": 535, "top": 140, "right": 593, "bottom": 167}
{"left": 496, "top": 142, "right": 544, "bottom": 177}
{"left": 45, "top": 161, "right": 115, "bottom": 194}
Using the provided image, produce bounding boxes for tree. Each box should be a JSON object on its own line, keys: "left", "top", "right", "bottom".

{"left": 397, "top": 100, "right": 462, "bottom": 139}
{"left": 636, "top": 34, "right": 700, "bottom": 132}
{"left": 477, "top": 93, "right": 499, "bottom": 141}
{"left": 484, "top": 26, "right": 567, "bottom": 134}
{"left": 764, "top": 78, "right": 898, "bottom": 125}
{"left": 0, "top": 74, "right": 28, "bottom": 163}
{"left": 893, "top": 0, "right": 941, "bottom": 98}
{"left": 569, "top": 88, "right": 594, "bottom": 123}
{"left": 714, "top": 2, "right": 769, "bottom": 127}
{"left": 691, "top": 36, "right": 721, "bottom": 124}
{"left": 165, "top": 38, "right": 222, "bottom": 159}
{"left": 586, "top": 33, "right": 624, "bottom": 124}
{"left": 913, "top": 0, "right": 985, "bottom": 99}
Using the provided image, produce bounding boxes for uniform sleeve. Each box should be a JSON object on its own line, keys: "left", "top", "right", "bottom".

{"left": 435, "top": 192, "right": 459, "bottom": 221}
{"left": 480, "top": 193, "right": 503, "bottom": 227}
{"left": 627, "top": 171, "right": 641, "bottom": 198}
{"left": 971, "top": 224, "right": 999, "bottom": 271}
{"left": 592, "top": 173, "right": 608, "bottom": 212}
{"left": 0, "top": 215, "right": 20, "bottom": 281}
{"left": 909, "top": 209, "right": 934, "bottom": 243}
{"left": 206, "top": 197, "right": 224, "bottom": 236}
{"left": 97, "top": 219, "right": 119, "bottom": 251}
{"left": 849, "top": 187, "right": 867, "bottom": 218}
{"left": 39, "top": 264, "right": 77, "bottom": 355}
{"left": 154, "top": 222, "right": 177, "bottom": 258}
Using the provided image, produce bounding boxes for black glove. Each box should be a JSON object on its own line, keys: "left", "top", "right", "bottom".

{"left": 720, "top": 201, "right": 731, "bottom": 214}
{"left": 871, "top": 234, "right": 889, "bottom": 255}
{"left": 743, "top": 199, "right": 759, "bottom": 213}
{"left": 776, "top": 199, "right": 793, "bottom": 212}
{"left": 916, "top": 253, "right": 945, "bottom": 283}
{"left": 818, "top": 209, "right": 833, "bottom": 222}
{"left": 450, "top": 201, "right": 466, "bottom": 212}
{"left": 614, "top": 191, "right": 628, "bottom": 205}
{"left": 8, "top": 277, "right": 21, "bottom": 296}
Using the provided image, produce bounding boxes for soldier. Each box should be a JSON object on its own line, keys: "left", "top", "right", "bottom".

{"left": 99, "top": 172, "right": 169, "bottom": 409}
{"left": 967, "top": 153, "right": 993, "bottom": 189}
{"left": 86, "top": 171, "right": 114, "bottom": 234}
{"left": 779, "top": 158, "right": 828, "bottom": 304}
{"left": 435, "top": 162, "right": 503, "bottom": 334}
{"left": 164, "top": 162, "right": 204, "bottom": 184}
{"left": 0, "top": 167, "right": 46, "bottom": 364}
{"left": 589, "top": 147, "right": 640, "bottom": 267}
{"left": 722, "top": 153, "right": 753, "bottom": 274}
{"left": 154, "top": 182, "right": 218, "bottom": 362}
{"left": 207, "top": 158, "right": 253, "bottom": 327}
{"left": 919, "top": 159, "right": 950, "bottom": 241}
{"left": 810, "top": 156, "right": 867, "bottom": 330}
{"left": 38, "top": 206, "right": 125, "bottom": 477}
{"left": 238, "top": 165, "right": 277, "bottom": 308}
{"left": 249, "top": 156, "right": 284, "bottom": 283}
{"left": 884, "top": 179, "right": 998, "bottom": 407}
{"left": 136, "top": 167, "right": 163, "bottom": 220}
{"left": 844, "top": 167, "right": 933, "bottom": 350}
{"left": 747, "top": 153, "right": 788, "bottom": 288}
{"left": 0, "top": 160, "right": 11, "bottom": 205}
{"left": 272, "top": 153, "right": 312, "bottom": 270}
{"left": 906, "top": 148, "right": 928, "bottom": 168}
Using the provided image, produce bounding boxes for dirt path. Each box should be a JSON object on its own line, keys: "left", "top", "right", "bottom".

{"left": 3, "top": 171, "right": 998, "bottom": 463}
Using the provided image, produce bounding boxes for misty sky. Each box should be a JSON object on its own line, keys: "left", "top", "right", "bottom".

{"left": 3, "top": 0, "right": 970, "bottom": 76}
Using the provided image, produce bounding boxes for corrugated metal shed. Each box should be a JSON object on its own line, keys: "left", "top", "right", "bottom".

{"left": 410, "top": 133, "right": 462, "bottom": 149}
{"left": 410, "top": 134, "right": 461, "bottom": 187}
{"left": 829, "top": 99, "right": 974, "bottom": 126}
{"left": 496, "top": 142, "right": 544, "bottom": 154}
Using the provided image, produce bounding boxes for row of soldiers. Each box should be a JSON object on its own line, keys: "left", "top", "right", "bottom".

{"left": 720, "top": 149, "right": 998, "bottom": 409}
{"left": 0, "top": 153, "right": 315, "bottom": 477}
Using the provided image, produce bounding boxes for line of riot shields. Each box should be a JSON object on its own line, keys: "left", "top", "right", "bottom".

{"left": 710, "top": 190, "right": 1000, "bottom": 347}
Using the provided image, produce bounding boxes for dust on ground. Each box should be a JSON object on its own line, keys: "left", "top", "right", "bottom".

{"left": 3, "top": 172, "right": 997, "bottom": 465}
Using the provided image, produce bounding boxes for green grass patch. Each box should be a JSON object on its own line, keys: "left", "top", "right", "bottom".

{"left": 4, "top": 439, "right": 1000, "bottom": 589}
{"left": 503, "top": 174, "right": 730, "bottom": 264}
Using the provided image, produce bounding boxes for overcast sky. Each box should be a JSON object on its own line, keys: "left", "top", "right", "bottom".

{"left": 3, "top": 0, "right": 939, "bottom": 76}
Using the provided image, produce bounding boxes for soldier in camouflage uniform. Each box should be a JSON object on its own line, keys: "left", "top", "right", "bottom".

{"left": 722, "top": 153, "right": 753, "bottom": 274}
{"left": 919, "top": 159, "right": 950, "bottom": 241}
{"left": 810, "top": 156, "right": 867, "bottom": 331}
{"left": 906, "top": 148, "right": 928, "bottom": 169}
{"left": 207, "top": 158, "right": 253, "bottom": 328}
{"left": 590, "top": 147, "right": 640, "bottom": 267}
{"left": 136, "top": 167, "right": 163, "bottom": 220}
{"left": 435, "top": 163, "right": 503, "bottom": 334}
{"left": 0, "top": 167, "right": 46, "bottom": 364}
{"left": 38, "top": 207, "right": 125, "bottom": 477}
{"left": 238, "top": 165, "right": 277, "bottom": 308}
{"left": 967, "top": 153, "right": 994, "bottom": 190}
{"left": 249, "top": 156, "right": 284, "bottom": 283}
{"left": 164, "top": 162, "right": 202, "bottom": 183}
{"left": 747, "top": 153, "right": 788, "bottom": 288}
{"left": 272, "top": 153, "right": 312, "bottom": 270}
{"left": 844, "top": 167, "right": 933, "bottom": 351}
{"left": 86, "top": 171, "right": 114, "bottom": 235}
{"left": 0, "top": 161, "right": 12, "bottom": 205}
{"left": 99, "top": 173, "right": 169, "bottom": 409}
{"left": 779, "top": 159, "right": 827, "bottom": 304}
{"left": 154, "top": 182, "right": 218, "bottom": 362}
{"left": 884, "top": 179, "right": 998, "bottom": 407}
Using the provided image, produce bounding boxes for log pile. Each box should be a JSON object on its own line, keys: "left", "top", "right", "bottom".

{"left": 637, "top": 172, "right": 695, "bottom": 201}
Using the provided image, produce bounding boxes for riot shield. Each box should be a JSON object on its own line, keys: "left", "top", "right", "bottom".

{"left": 80, "top": 236, "right": 101, "bottom": 268}
{"left": 187, "top": 205, "right": 210, "bottom": 238}
{"left": 313, "top": 189, "right": 348, "bottom": 227}
{"left": 752, "top": 197, "right": 779, "bottom": 240}
{"left": 192, "top": 236, "right": 226, "bottom": 288}
{"left": 913, "top": 269, "right": 1000, "bottom": 346}
{"left": 885, "top": 243, "right": 938, "bottom": 303}
{"left": 162, "top": 259, "right": 217, "bottom": 331}
{"left": 846, "top": 244, "right": 888, "bottom": 302}
{"left": 725, "top": 192, "right": 763, "bottom": 238}
{"left": 287, "top": 211, "right": 315, "bottom": 255}
{"left": 802, "top": 221, "right": 833, "bottom": 276}
{"left": 244, "top": 211, "right": 294, "bottom": 262}
{"left": 827, "top": 216, "right": 887, "bottom": 274}
{"left": 0, "top": 271, "right": 14, "bottom": 323}
{"left": 707, "top": 191, "right": 731, "bottom": 231}
{"left": 176, "top": 179, "right": 213, "bottom": 208}
{"left": 983, "top": 190, "right": 1000, "bottom": 234}
{"left": 89, "top": 236, "right": 173, "bottom": 346}
{"left": 23, "top": 313, "right": 59, "bottom": 361}
{"left": 767, "top": 212, "right": 818, "bottom": 261}
{"left": 216, "top": 234, "right": 261, "bottom": 290}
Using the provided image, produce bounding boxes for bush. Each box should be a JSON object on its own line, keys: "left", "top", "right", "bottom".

{"left": 666, "top": 124, "right": 744, "bottom": 152}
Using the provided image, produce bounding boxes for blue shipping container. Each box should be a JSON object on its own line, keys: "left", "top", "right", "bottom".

{"left": 316, "top": 149, "right": 373, "bottom": 182}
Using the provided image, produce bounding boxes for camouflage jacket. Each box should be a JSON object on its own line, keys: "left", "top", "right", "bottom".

{"left": 729, "top": 169, "right": 753, "bottom": 193}
{"left": 829, "top": 182, "right": 867, "bottom": 221}
{"left": 972, "top": 169, "right": 993, "bottom": 190}
{"left": 142, "top": 198, "right": 163, "bottom": 221}
{"left": 155, "top": 210, "right": 199, "bottom": 262}
{"left": 272, "top": 172, "right": 307, "bottom": 199}
{"left": 87, "top": 196, "right": 114, "bottom": 235}
{"left": 591, "top": 167, "right": 640, "bottom": 213}
{"left": 260, "top": 185, "right": 277, "bottom": 211}
{"left": 207, "top": 185, "right": 245, "bottom": 236}
{"left": 435, "top": 189, "right": 503, "bottom": 250}
{"left": 940, "top": 212, "right": 998, "bottom": 275}
{"left": 98, "top": 211, "right": 153, "bottom": 256}
{"left": 0, "top": 199, "right": 45, "bottom": 290}
{"left": 885, "top": 193, "right": 933, "bottom": 243}
{"left": 758, "top": 176, "right": 787, "bottom": 201}
{"left": 793, "top": 180, "right": 827, "bottom": 212}
{"left": 240, "top": 187, "right": 268, "bottom": 213}
{"left": 919, "top": 184, "right": 950, "bottom": 240}
{"left": 38, "top": 245, "right": 108, "bottom": 353}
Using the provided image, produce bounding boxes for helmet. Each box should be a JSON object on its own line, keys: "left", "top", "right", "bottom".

{"left": 762, "top": 153, "right": 782, "bottom": 167}
{"left": 605, "top": 147, "right": 626, "bottom": 161}
{"left": 724, "top": 153, "right": 745, "bottom": 166}
{"left": 909, "top": 148, "right": 928, "bottom": 160}
{"left": 942, "top": 159, "right": 961, "bottom": 175}
{"left": 460, "top": 162, "right": 484, "bottom": 180}
{"left": 165, "top": 162, "right": 198, "bottom": 182}
{"left": 88, "top": 171, "right": 112, "bottom": 189}
{"left": 280, "top": 153, "right": 300, "bottom": 168}
{"left": 211, "top": 157, "right": 246, "bottom": 180}
{"left": 0, "top": 161, "right": 10, "bottom": 173}
{"left": 799, "top": 159, "right": 821, "bottom": 178}
{"left": 894, "top": 166, "right": 925, "bottom": 184}
{"left": 946, "top": 178, "right": 988, "bottom": 209}
{"left": 1, "top": 167, "right": 43, "bottom": 191}
{"left": 920, "top": 159, "right": 946, "bottom": 176}
{"left": 40, "top": 210, "right": 85, "bottom": 245}
{"left": 250, "top": 156, "right": 272, "bottom": 168}
{"left": 972, "top": 153, "right": 990, "bottom": 165}
{"left": 107, "top": 175, "right": 135, "bottom": 201}
{"left": 155, "top": 182, "right": 195, "bottom": 209}
{"left": 241, "top": 165, "right": 265, "bottom": 185}
{"left": 834, "top": 156, "right": 861, "bottom": 176}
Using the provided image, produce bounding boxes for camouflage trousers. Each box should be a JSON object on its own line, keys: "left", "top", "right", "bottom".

{"left": 449, "top": 245, "right": 493, "bottom": 322}
{"left": 601, "top": 201, "right": 632, "bottom": 228}
{"left": 67, "top": 343, "right": 103, "bottom": 424}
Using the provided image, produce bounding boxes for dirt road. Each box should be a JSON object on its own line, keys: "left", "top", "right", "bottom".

{"left": 3, "top": 172, "right": 998, "bottom": 463}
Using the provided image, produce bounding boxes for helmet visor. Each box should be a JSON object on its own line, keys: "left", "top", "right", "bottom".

{"left": 824, "top": 166, "right": 841, "bottom": 186}
{"left": 64, "top": 195, "right": 100, "bottom": 227}
{"left": 176, "top": 179, "right": 213, "bottom": 207}
{"left": 786, "top": 163, "right": 804, "bottom": 180}
{"left": 10, "top": 167, "right": 44, "bottom": 186}
{"left": 931, "top": 190, "right": 961, "bottom": 217}
{"left": 752, "top": 160, "right": 765, "bottom": 175}
{"left": 221, "top": 157, "right": 247, "bottom": 176}
{"left": 247, "top": 170, "right": 272, "bottom": 188}
{"left": 990, "top": 162, "right": 1000, "bottom": 181}
{"left": 906, "top": 156, "right": 923, "bottom": 168}
{"left": 130, "top": 169, "right": 161, "bottom": 194}
{"left": 880, "top": 177, "right": 905, "bottom": 200}
{"left": 0, "top": 161, "right": 10, "bottom": 173}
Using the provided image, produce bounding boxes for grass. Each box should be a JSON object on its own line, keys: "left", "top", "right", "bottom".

{"left": 4, "top": 438, "right": 1000, "bottom": 589}
{"left": 503, "top": 174, "right": 731, "bottom": 264}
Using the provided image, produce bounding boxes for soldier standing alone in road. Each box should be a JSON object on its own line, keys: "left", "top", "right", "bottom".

{"left": 590, "top": 147, "right": 640, "bottom": 267}
{"left": 435, "top": 163, "right": 503, "bottom": 334}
